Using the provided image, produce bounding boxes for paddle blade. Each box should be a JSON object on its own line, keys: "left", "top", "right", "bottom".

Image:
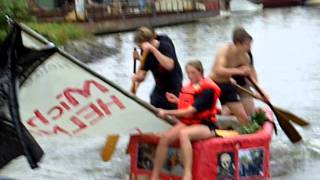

{"left": 274, "top": 111, "right": 302, "bottom": 143}
{"left": 101, "top": 135, "right": 120, "bottom": 161}
{"left": 274, "top": 107, "right": 309, "bottom": 127}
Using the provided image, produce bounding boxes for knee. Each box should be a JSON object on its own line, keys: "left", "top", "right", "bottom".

{"left": 159, "top": 133, "right": 171, "bottom": 145}
{"left": 238, "top": 113, "right": 249, "bottom": 124}
{"left": 179, "top": 130, "right": 190, "bottom": 142}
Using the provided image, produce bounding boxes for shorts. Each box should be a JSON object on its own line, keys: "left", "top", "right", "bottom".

{"left": 216, "top": 82, "right": 240, "bottom": 105}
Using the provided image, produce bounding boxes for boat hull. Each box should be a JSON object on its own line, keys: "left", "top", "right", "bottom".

{"left": 128, "top": 111, "right": 274, "bottom": 180}
{"left": 262, "top": 0, "right": 304, "bottom": 7}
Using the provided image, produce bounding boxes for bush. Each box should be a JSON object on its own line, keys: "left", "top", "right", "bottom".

{"left": 239, "top": 111, "right": 267, "bottom": 134}
{"left": 0, "top": 0, "right": 35, "bottom": 44}
{"left": 27, "top": 23, "right": 92, "bottom": 45}
{"left": 0, "top": 1, "right": 91, "bottom": 46}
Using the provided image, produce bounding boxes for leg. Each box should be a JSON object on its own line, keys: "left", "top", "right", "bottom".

{"left": 238, "top": 84, "right": 255, "bottom": 116}
{"left": 225, "top": 102, "right": 249, "bottom": 124}
{"left": 179, "top": 125, "right": 213, "bottom": 180}
{"left": 150, "top": 122, "right": 187, "bottom": 180}
{"left": 221, "top": 105, "right": 232, "bottom": 115}
{"left": 241, "top": 96, "right": 255, "bottom": 117}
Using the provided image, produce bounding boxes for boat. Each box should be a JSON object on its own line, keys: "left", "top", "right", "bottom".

{"left": 249, "top": 0, "right": 304, "bottom": 8}
{"left": 128, "top": 110, "right": 274, "bottom": 180}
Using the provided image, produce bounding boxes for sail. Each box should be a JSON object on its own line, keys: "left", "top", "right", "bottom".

{"left": 0, "top": 20, "right": 170, "bottom": 169}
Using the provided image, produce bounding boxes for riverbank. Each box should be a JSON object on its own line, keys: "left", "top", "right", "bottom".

{"left": 26, "top": 22, "right": 118, "bottom": 63}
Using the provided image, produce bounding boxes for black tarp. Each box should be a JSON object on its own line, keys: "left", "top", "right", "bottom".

{"left": 0, "top": 21, "right": 57, "bottom": 169}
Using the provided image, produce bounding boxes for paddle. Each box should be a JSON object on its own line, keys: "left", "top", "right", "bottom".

{"left": 245, "top": 77, "right": 305, "bottom": 143}
{"left": 130, "top": 49, "right": 148, "bottom": 94}
{"left": 233, "top": 82, "right": 309, "bottom": 127}
{"left": 133, "top": 48, "right": 138, "bottom": 74}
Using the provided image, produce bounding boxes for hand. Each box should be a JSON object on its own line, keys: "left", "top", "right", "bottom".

{"left": 239, "top": 66, "right": 251, "bottom": 76}
{"left": 133, "top": 49, "right": 140, "bottom": 61}
{"left": 141, "top": 42, "right": 153, "bottom": 52}
{"left": 157, "top": 108, "right": 168, "bottom": 119}
{"left": 166, "top": 92, "right": 178, "bottom": 104}
{"left": 132, "top": 74, "right": 143, "bottom": 82}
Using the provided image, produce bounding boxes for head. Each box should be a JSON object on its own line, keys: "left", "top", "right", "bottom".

{"left": 185, "top": 60, "right": 204, "bottom": 84}
{"left": 221, "top": 153, "right": 232, "bottom": 170}
{"left": 232, "top": 27, "right": 252, "bottom": 52}
{"left": 134, "top": 26, "right": 154, "bottom": 47}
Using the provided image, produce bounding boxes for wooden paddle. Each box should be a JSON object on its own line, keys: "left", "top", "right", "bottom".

{"left": 245, "top": 77, "right": 306, "bottom": 143}
{"left": 130, "top": 49, "right": 148, "bottom": 94}
{"left": 133, "top": 48, "right": 138, "bottom": 74}
{"left": 233, "top": 82, "right": 309, "bottom": 127}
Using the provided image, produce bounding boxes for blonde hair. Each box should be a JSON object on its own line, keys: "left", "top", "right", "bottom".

{"left": 186, "top": 60, "right": 204, "bottom": 75}
{"left": 134, "top": 26, "right": 154, "bottom": 44}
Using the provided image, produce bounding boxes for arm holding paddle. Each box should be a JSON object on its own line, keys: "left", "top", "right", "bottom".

{"left": 232, "top": 75, "right": 309, "bottom": 143}
{"left": 141, "top": 42, "right": 175, "bottom": 70}
{"left": 130, "top": 49, "right": 149, "bottom": 94}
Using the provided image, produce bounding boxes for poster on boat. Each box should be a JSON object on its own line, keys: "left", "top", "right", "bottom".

{"left": 137, "top": 142, "right": 183, "bottom": 176}
{"left": 239, "top": 147, "right": 264, "bottom": 177}
{"left": 217, "top": 151, "right": 235, "bottom": 180}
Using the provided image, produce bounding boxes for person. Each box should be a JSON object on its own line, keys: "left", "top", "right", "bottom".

{"left": 210, "top": 27, "right": 265, "bottom": 125}
{"left": 222, "top": 50, "right": 258, "bottom": 117}
{"left": 150, "top": 60, "right": 221, "bottom": 180}
{"left": 132, "top": 26, "right": 183, "bottom": 109}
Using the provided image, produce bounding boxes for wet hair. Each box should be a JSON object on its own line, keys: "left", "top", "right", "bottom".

{"left": 134, "top": 26, "right": 154, "bottom": 44}
{"left": 186, "top": 60, "right": 204, "bottom": 75}
{"left": 232, "top": 27, "right": 252, "bottom": 44}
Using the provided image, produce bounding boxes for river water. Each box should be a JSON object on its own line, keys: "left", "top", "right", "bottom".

{"left": 88, "top": 6, "right": 320, "bottom": 179}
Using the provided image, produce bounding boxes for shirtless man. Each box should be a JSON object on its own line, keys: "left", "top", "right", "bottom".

{"left": 210, "top": 27, "right": 256, "bottom": 124}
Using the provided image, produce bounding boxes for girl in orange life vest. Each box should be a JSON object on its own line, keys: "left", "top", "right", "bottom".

{"left": 150, "top": 60, "right": 221, "bottom": 180}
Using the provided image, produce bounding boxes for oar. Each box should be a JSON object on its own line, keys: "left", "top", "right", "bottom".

{"left": 233, "top": 83, "right": 309, "bottom": 127}
{"left": 133, "top": 48, "right": 138, "bottom": 74}
{"left": 246, "top": 77, "right": 303, "bottom": 143}
{"left": 130, "top": 50, "right": 148, "bottom": 94}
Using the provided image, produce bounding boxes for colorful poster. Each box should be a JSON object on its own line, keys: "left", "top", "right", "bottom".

{"left": 137, "top": 143, "right": 183, "bottom": 176}
{"left": 239, "top": 148, "right": 264, "bottom": 177}
{"left": 217, "top": 152, "right": 235, "bottom": 180}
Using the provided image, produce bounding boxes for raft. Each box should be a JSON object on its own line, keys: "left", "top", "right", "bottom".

{"left": 128, "top": 110, "right": 274, "bottom": 180}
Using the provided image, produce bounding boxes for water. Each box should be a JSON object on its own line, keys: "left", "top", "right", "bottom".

{"left": 1, "top": 6, "right": 320, "bottom": 180}
{"left": 89, "top": 6, "right": 320, "bottom": 179}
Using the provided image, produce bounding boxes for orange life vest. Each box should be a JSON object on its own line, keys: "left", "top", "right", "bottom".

{"left": 178, "top": 78, "right": 221, "bottom": 125}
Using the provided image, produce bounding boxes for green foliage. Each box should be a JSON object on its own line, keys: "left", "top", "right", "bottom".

{"left": 239, "top": 111, "right": 267, "bottom": 134}
{"left": 0, "top": 29, "right": 6, "bottom": 43}
{"left": 27, "top": 23, "right": 91, "bottom": 45}
{"left": 0, "top": 0, "right": 35, "bottom": 43}
{"left": 0, "top": 1, "right": 91, "bottom": 46}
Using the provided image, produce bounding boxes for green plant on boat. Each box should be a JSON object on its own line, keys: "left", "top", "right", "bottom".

{"left": 240, "top": 111, "right": 267, "bottom": 134}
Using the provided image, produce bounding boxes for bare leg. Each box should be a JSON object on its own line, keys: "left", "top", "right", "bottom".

{"left": 150, "top": 122, "right": 187, "bottom": 180}
{"left": 179, "top": 125, "right": 213, "bottom": 180}
{"left": 225, "top": 102, "right": 249, "bottom": 124}
{"left": 238, "top": 84, "right": 256, "bottom": 116}
{"left": 241, "top": 96, "right": 255, "bottom": 117}
{"left": 221, "top": 105, "right": 232, "bottom": 115}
